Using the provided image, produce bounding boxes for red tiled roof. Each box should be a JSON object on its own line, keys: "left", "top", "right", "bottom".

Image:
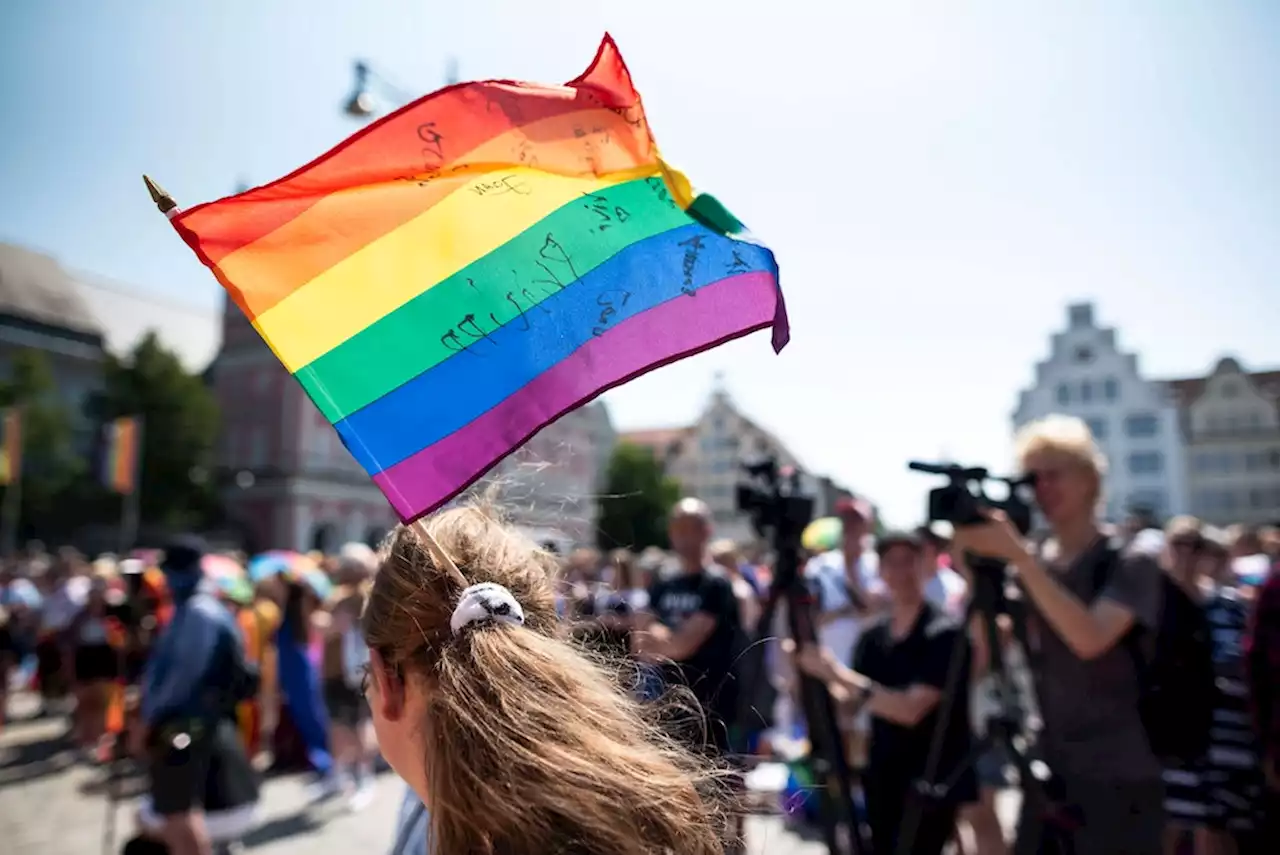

{"left": 618, "top": 426, "right": 692, "bottom": 452}
{"left": 1161, "top": 365, "right": 1280, "bottom": 407}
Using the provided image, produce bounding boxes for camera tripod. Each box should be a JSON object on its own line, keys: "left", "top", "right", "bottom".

{"left": 738, "top": 460, "right": 867, "bottom": 855}
{"left": 895, "top": 558, "right": 1076, "bottom": 855}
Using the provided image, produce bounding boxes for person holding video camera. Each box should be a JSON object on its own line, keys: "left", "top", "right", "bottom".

{"left": 951, "top": 415, "right": 1167, "bottom": 855}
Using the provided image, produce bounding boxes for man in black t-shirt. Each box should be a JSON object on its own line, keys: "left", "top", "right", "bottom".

{"left": 634, "top": 498, "right": 742, "bottom": 756}
{"left": 798, "top": 530, "right": 975, "bottom": 855}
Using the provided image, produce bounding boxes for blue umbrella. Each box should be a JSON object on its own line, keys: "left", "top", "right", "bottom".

{"left": 299, "top": 569, "right": 333, "bottom": 603}
{"left": 248, "top": 550, "right": 314, "bottom": 583}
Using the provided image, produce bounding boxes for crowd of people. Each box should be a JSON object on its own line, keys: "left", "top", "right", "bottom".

{"left": 1, "top": 413, "right": 1279, "bottom": 855}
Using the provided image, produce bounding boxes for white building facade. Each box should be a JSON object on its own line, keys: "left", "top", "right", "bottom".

{"left": 623, "top": 384, "right": 845, "bottom": 545}
{"left": 480, "top": 400, "right": 615, "bottom": 548}
{"left": 1166, "top": 358, "right": 1280, "bottom": 527}
{"left": 1012, "top": 303, "right": 1188, "bottom": 522}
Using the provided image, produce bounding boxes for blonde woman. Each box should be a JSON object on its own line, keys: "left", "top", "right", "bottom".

{"left": 953, "top": 414, "right": 1164, "bottom": 855}
{"left": 361, "top": 504, "right": 732, "bottom": 855}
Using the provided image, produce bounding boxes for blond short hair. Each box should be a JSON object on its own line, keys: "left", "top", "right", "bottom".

{"left": 709, "top": 538, "right": 739, "bottom": 565}
{"left": 1164, "top": 515, "right": 1202, "bottom": 540}
{"left": 671, "top": 497, "right": 711, "bottom": 520}
{"left": 1014, "top": 414, "right": 1108, "bottom": 501}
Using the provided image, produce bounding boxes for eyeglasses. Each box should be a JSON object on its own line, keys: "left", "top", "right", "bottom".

{"left": 1170, "top": 538, "right": 1203, "bottom": 552}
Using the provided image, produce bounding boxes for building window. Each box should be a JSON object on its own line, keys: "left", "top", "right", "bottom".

{"left": 1073, "top": 345, "right": 1094, "bottom": 364}
{"left": 1056, "top": 383, "right": 1070, "bottom": 406}
{"left": 1124, "top": 413, "right": 1159, "bottom": 439}
{"left": 1080, "top": 381, "right": 1093, "bottom": 403}
{"left": 1103, "top": 377, "right": 1119, "bottom": 402}
{"left": 1128, "top": 451, "right": 1163, "bottom": 475}
{"left": 1086, "top": 417, "right": 1108, "bottom": 440}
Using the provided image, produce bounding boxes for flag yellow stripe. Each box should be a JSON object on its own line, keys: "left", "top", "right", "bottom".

{"left": 249, "top": 166, "right": 653, "bottom": 372}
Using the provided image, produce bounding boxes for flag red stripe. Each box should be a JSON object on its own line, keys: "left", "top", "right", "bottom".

{"left": 173, "top": 34, "right": 641, "bottom": 274}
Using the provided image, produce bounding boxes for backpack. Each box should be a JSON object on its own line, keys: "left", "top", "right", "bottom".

{"left": 1088, "top": 539, "right": 1215, "bottom": 763}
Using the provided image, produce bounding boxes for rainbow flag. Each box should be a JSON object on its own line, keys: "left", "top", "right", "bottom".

{"left": 102, "top": 416, "right": 141, "bottom": 494}
{"left": 0, "top": 409, "right": 20, "bottom": 486}
{"left": 165, "top": 35, "right": 788, "bottom": 522}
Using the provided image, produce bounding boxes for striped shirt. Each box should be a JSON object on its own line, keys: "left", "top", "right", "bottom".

{"left": 1247, "top": 566, "right": 1280, "bottom": 766}
{"left": 1165, "top": 585, "right": 1265, "bottom": 830}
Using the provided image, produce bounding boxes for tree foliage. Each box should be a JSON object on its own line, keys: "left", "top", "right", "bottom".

{"left": 0, "top": 349, "right": 81, "bottom": 530}
{"left": 596, "top": 442, "right": 680, "bottom": 551}
{"left": 89, "top": 332, "right": 220, "bottom": 530}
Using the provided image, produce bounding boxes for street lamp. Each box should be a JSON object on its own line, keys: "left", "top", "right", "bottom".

{"left": 343, "top": 61, "right": 378, "bottom": 118}
{"left": 342, "top": 58, "right": 459, "bottom": 120}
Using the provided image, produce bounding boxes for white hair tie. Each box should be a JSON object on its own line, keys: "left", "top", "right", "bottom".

{"left": 450, "top": 582, "right": 525, "bottom": 635}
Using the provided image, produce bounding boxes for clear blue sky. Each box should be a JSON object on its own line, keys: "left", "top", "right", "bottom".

{"left": 2, "top": 1, "right": 1278, "bottom": 526}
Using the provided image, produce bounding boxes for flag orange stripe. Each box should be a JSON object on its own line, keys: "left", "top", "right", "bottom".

{"left": 173, "top": 36, "right": 641, "bottom": 270}
{"left": 108, "top": 418, "right": 138, "bottom": 494}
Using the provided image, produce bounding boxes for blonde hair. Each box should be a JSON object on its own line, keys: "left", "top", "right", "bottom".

{"left": 1164, "top": 515, "right": 1202, "bottom": 541}
{"left": 1014, "top": 414, "right": 1108, "bottom": 502}
{"left": 709, "top": 539, "right": 739, "bottom": 567}
{"left": 363, "top": 504, "right": 730, "bottom": 855}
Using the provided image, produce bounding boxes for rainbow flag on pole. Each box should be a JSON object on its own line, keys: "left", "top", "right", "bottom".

{"left": 102, "top": 416, "right": 141, "bottom": 495}
{"left": 164, "top": 35, "right": 787, "bottom": 522}
{"left": 0, "top": 409, "right": 20, "bottom": 486}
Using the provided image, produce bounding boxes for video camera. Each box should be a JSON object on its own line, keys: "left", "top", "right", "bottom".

{"left": 908, "top": 461, "right": 1035, "bottom": 536}
{"left": 736, "top": 457, "right": 814, "bottom": 540}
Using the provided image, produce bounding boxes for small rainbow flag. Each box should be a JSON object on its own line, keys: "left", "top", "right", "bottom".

{"left": 165, "top": 35, "right": 787, "bottom": 522}
{"left": 0, "top": 409, "right": 20, "bottom": 486}
{"left": 102, "top": 416, "right": 141, "bottom": 494}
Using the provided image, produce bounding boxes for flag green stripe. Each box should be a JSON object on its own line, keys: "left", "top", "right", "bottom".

{"left": 297, "top": 176, "right": 686, "bottom": 422}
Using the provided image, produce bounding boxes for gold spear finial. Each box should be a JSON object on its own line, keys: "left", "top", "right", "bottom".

{"left": 142, "top": 174, "right": 178, "bottom": 216}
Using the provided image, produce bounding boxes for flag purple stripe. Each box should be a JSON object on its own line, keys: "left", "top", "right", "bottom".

{"left": 373, "top": 270, "right": 783, "bottom": 521}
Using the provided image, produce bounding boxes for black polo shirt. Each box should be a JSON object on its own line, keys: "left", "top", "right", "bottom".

{"left": 854, "top": 601, "right": 977, "bottom": 803}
